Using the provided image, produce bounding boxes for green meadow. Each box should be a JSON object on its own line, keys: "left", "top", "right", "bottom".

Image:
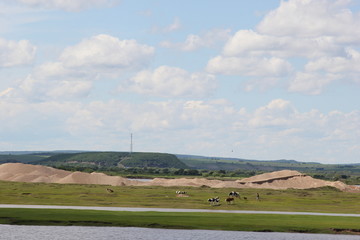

{"left": 1, "top": 180, "right": 360, "bottom": 213}
{"left": 0, "top": 208, "right": 359, "bottom": 234}
{"left": 0, "top": 180, "right": 360, "bottom": 234}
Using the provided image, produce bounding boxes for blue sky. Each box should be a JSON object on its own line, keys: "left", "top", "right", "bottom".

{"left": 0, "top": 0, "right": 360, "bottom": 164}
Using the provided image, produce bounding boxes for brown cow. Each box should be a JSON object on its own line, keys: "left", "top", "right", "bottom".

{"left": 225, "top": 197, "right": 234, "bottom": 204}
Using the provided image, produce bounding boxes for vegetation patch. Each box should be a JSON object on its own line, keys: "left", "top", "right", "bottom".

{"left": 0, "top": 209, "right": 359, "bottom": 235}
{"left": 1, "top": 180, "right": 360, "bottom": 214}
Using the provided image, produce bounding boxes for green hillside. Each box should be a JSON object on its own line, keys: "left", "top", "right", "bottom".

{"left": 36, "top": 151, "right": 188, "bottom": 169}
{"left": 121, "top": 152, "right": 187, "bottom": 168}
{"left": 0, "top": 153, "right": 50, "bottom": 164}
{"left": 178, "top": 155, "right": 360, "bottom": 173}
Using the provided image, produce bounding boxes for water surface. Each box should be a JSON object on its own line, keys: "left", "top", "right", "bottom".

{"left": 1, "top": 225, "right": 358, "bottom": 240}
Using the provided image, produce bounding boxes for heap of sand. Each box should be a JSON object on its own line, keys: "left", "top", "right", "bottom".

{"left": 0, "top": 163, "right": 359, "bottom": 192}
{"left": 238, "top": 170, "right": 304, "bottom": 184}
{"left": 237, "top": 170, "right": 359, "bottom": 192}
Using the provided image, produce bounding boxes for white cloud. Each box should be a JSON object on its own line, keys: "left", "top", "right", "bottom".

{"left": 14, "top": 75, "right": 92, "bottom": 101}
{"left": 160, "top": 29, "right": 231, "bottom": 51}
{"left": 288, "top": 48, "right": 360, "bottom": 94}
{"left": 0, "top": 97, "right": 359, "bottom": 162}
{"left": 305, "top": 48, "right": 360, "bottom": 74}
{"left": 0, "top": 96, "right": 360, "bottom": 163}
{"left": 223, "top": 30, "right": 342, "bottom": 58}
{"left": 163, "top": 17, "right": 181, "bottom": 32}
{"left": 3, "top": 34, "right": 155, "bottom": 101}
{"left": 60, "top": 34, "right": 154, "bottom": 71}
{"left": 257, "top": 0, "right": 360, "bottom": 43}
{"left": 207, "top": 55, "right": 292, "bottom": 77}
{"left": 207, "top": 0, "right": 360, "bottom": 94}
{"left": 288, "top": 72, "right": 339, "bottom": 95}
{"left": 0, "top": 38, "right": 36, "bottom": 67}
{"left": 121, "top": 66, "right": 217, "bottom": 98}
{"left": 248, "top": 99, "right": 296, "bottom": 128}
{"left": 7, "top": 0, "right": 120, "bottom": 11}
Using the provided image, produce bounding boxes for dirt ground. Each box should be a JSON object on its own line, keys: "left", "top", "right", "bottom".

{"left": 1, "top": 163, "right": 359, "bottom": 192}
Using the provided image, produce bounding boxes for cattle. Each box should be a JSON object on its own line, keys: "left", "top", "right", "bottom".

{"left": 225, "top": 197, "right": 234, "bottom": 204}
{"left": 106, "top": 188, "right": 114, "bottom": 193}
{"left": 228, "top": 191, "right": 240, "bottom": 198}
{"left": 176, "top": 191, "right": 187, "bottom": 194}
{"left": 208, "top": 197, "right": 220, "bottom": 205}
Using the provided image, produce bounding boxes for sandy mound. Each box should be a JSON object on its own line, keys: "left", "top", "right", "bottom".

{"left": 0, "top": 163, "right": 131, "bottom": 186}
{"left": 0, "top": 163, "right": 359, "bottom": 192}
{"left": 238, "top": 170, "right": 304, "bottom": 184}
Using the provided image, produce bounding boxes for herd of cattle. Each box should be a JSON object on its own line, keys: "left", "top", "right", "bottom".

{"left": 106, "top": 188, "right": 259, "bottom": 206}
{"left": 175, "top": 190, "right": 260, "bottom": 206}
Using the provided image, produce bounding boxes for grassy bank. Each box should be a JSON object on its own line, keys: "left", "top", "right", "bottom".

{"left": 0, "top": 208, "right": 359, "bottom": 235}
{"left": 1, "top": 180, "right": 360, "bottom": 214}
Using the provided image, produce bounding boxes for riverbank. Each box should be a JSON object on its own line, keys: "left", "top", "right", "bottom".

{"left": 0, "top": 208, "right": 359, "bottom": 235}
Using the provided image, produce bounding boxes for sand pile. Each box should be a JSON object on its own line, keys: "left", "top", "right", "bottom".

{"left": 0, "top": 163, "right": 132, "bottom": 186}
{"left": 0, "top": 163, "right": 359, "bottom": 192}
{"left": 238, "top": 170, "right": 304, "bottom": 184}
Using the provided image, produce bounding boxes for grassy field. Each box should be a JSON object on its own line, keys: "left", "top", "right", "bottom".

{"left": 1, "top": 180, "right": 360, "bottom": 234}
{"left": 1, "top": 180, "right": 360, "bottom": 213}
{"left": 0, "top": 208, "right": 359, "bottom": 234}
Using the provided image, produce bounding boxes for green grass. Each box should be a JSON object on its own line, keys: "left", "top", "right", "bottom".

{"left": 1, "top": 180, "right": 360, "bottom": 214}
{"left": 1, "top": 180, "right": 360, "bottom": 234}
{"left": 0, "top": 208, "right": 359, "bottom": 234}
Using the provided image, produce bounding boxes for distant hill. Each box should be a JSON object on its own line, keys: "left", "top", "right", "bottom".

{"left": 33, "top": 151, "right": 188, "bottom": 169}
{"left": 120, "top": 152, "right": 187, "bottom": 168}
{"left": 1, "top": 151, "right": 360, "bottom": 179}
{"left": 0, "top": 153, "right": 51, "bottom": 164}
{"left": 176, "top": 154, "right": 360, "bottom": 174}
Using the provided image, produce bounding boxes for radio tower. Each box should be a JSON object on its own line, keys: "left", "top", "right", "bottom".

{"left": 130, "top": 133, "right": 133, "bottom": 156}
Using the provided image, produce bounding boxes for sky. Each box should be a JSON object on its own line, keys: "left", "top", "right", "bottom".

{"left": 0, "top": 0, "right": 360, "bottom": 164}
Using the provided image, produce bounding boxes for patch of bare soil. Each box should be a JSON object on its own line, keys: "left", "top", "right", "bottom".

{"left": 0, "top": 163, "right": 359, "bottom": 192}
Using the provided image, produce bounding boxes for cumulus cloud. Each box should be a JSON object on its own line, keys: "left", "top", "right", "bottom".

{"left": 0, "top": 38, "right": 36, "bottom": 67}
{"left": 257, "top": 0, "right": 360, "bottom": 42}
{"left": 288, "top": 72, "right": 339, "bottom": 95}
{"left": 160, "top": 29, "right": 231, "bottom": 51}
{"left": 248, "top": 99, "right": 296, "bottom": 128}
{"left": 223, "top": 30, "right": 342, "bottom": 58}
{"left": 7, "top": 0, "right": 120, "bottom": 11}
{"left": 288, "top": 48, "right": 360, "bottom": 94}
{"left": 207, "top": 0, "right": 360, "bottom": 93}
{"left": 3, "top": 34, "right": 154, "bottom": 101}
{"left": 9, "top": 74, "right": 92, "bottom": 101}
{"left": 120, "top": 66, "right": 217, "bottom": 97}
{"left": 305, "top": 48, "right": 360, "bottom": 74}
{"left": 60, "top": 34, "right": 154, "bottom": 71}
{"left": 2, "top": 97, "right": 358, "bottom": 162}
{"left": 207, "top": 55, "right": 292, "bottom": 77}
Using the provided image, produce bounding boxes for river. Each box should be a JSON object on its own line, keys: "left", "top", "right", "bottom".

{"left": 1, "top": 225, "right": 359, "bottom": 240}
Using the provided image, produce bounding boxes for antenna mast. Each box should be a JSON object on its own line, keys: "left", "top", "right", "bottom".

{"left": 130, "top": 133, "right": 133, "bottom": 156}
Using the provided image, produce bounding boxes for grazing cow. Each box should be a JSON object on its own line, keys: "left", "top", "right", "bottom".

{"left": 225, "top": 197, "right": 234, "bottom": 204}
{"left": 106, "top": 188, "right": 114, "bottom": 193}
{"left": 208, "top": 197, "right": 220, "bottom": 205}
{"left": 243, "top": 197, "right": 247, "bottom": 200}
{"left": 176, "top": 191, "right": 187, "bottom": 194}
{"left": 228, "top": 191, "right": 240, "bottom": 198}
